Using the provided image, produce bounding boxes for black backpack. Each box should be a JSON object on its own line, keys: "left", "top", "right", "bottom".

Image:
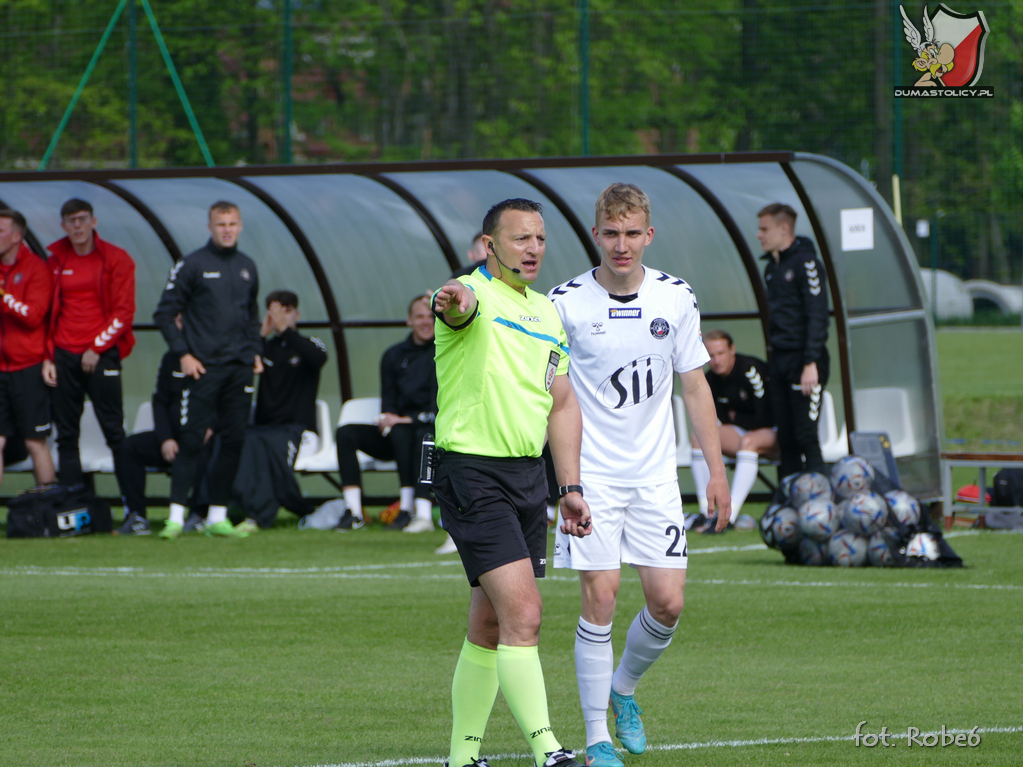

{"left": 5, "top": 484, "right": 112, "bottom": 538}
{"left": 991, "top": 469, "right": 1023, "bottom": 507}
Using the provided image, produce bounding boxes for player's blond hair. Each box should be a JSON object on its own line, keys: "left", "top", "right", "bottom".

{"left": 595, "top": 183, "right": 651, "bottom": 228}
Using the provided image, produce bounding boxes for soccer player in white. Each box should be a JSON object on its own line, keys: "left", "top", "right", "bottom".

{"left": 548, "top": 183, "right": 730, "bottom": 767}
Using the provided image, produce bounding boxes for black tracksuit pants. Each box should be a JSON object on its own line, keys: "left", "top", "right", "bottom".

{"left": 169, "top": 363, "right": 253, "bottom": 506}
{"left": 117, "top": 430, "right": 213, "bottom": 519}
{"left": 769, "top": 347, "right": 830, "bottom": 480}
{"left": 336, "top": 422, "right": 433, "bottom": 499}
{"left": 233, "top": 423, "right": 314, "bottom": 528}
{"left": 52, "top": 347, "right": 125, "bottom": 486}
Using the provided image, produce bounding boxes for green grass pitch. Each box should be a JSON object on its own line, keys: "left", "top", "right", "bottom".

{"left": 1, "top": 521, "right": 1021, "bottom": 767}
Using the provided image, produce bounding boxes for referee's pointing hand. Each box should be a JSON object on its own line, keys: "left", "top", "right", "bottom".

{"left": 559, "top": 492, "right": 592, "bottom": 538}
{"left": 433, "top": 280, "right": 473, "bottom": 316}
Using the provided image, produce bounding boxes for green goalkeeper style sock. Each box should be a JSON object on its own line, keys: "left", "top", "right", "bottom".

{"left": 449, "top": 639, "right": 499, "bottom": 766}
{"left": 496, "top": 644, "right": 562, "bottom": 763}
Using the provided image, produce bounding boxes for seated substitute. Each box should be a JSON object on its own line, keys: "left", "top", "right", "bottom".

{"left": 334, "top": 293, "right": 437, "bottom": 533}
{"left": 115, "top": 318, "right": 215, "bottom": 536}
{"left": 691, "top": 329, "right": 777, "bottom": 524}
{"left": 0, "top": 209, "right": 56, "bottom": 489}
{"left": 232, "top": 291, "right": 327, "bottom": 533}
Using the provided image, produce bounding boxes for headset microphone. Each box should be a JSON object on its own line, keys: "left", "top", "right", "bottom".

{"left": 489, "top": 242, "right": 520, "bottom": 274}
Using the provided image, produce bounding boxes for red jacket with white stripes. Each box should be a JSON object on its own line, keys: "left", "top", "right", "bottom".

{"left": 0, "top": 243, "right": 53, "bottom": 372}
{"left": 46, "top": 232, "right": 136, "bottom": 361}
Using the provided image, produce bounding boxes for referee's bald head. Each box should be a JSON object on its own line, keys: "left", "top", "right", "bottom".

{"left": 482, "top": 199, "right": 543, "bottom": 237}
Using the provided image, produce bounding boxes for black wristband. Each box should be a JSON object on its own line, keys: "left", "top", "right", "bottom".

{"left": 559, "top": 484, "right": 583, "bottom": 498}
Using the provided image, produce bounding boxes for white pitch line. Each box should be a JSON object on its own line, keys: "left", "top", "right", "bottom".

{"left": 285, "top": 725, "right": 1023, "bottom": 767}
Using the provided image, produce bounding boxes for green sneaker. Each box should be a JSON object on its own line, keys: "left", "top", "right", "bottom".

{"left": 159, "top": 521, "right": 183, "bottom": 540}
{"left": 609, "top": 689, "right": 646, "bottom": 754}
{"left": 234, "top": 519, "right": 259, "bottom": 535}
{"left": 205, "top": 520, "right": 249, "bottom": 538}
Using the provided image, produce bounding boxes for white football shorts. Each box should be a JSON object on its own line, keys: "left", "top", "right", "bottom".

{"left": 553, "top": 479, "right": 688, "bottom": 571}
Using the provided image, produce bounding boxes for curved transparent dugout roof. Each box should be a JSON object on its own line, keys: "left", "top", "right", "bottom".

{"left": 382, "top": 170, "right": 592, "bottom": 293}
{"left": 243, "top": 174, "right": 450, "bottom": 322}
{"left": 113, "top": 178, "right": 327, "bottom": 322}
{"left": 0, "top": 180, "right": 173, "bottom": 320}
{"left": 524, "top": 166, "right": 757, "bottom": 313}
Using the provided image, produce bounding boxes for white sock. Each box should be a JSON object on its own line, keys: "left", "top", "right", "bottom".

{"left": 400, "top": 486, "right": 415, "bottom": 511}
{"left": 207, "top": 505, "right": 227, "bottom": 525}
{"left": 343, "top": 487, "right": 363, "bottom": 520}
{"left": 414, "top": 497, "right": 432, "bottom": 521}
{"left": 546, "top": 503, "right": 557, "bottom": 522}
{"left": 169, "top": 503, "right": 186, "bottom": 526}
{"left": 730, "top": 450, "right": 760, "bottom": 521}
{"left": 612, "top": 607, "right": 677, "bottom": 697}
{"left": 575, "top": 617, "right": 613, "bottom": 747}
{"left": 691, "top": 449, "right": 710, "bottom": 515}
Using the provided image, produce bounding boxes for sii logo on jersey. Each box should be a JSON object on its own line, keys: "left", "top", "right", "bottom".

{"left": 596, "top": 354, "right": 668, "bottom": 409}
{"left": 609, "top": 307, "right": 641, "bottom": 319}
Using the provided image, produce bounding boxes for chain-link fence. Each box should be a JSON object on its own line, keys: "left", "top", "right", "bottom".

{"left": 1, "top": 1, "right": 1019, "bottom": 283}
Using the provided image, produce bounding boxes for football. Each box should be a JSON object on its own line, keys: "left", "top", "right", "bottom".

{"left": 906, "top": 532, "right": 941, "bottom": 560}
{"left": 799, "top": 537, "right": 828, "bottom": 566}
{"left": 771, "top": 506, "right": 802, "bottom": 549}
{"left": 841, "top": 491, "right": 888, "bottom": 536}
{"left": 884, "top": 489, "right": 921, "bottom": 528}
{"left": 830, "top": 455, "right": 875, "bottom": 499}
{"left": 789, "top": 471, "right": 832, "bottom": 509}
{"left": 797, "top": 497, "right": 841, "bottom": 542}
{"left": 759, "top": 504, "right": 783, "bottom": 549}
{"left": 828, "top": 529, "right": 868, "bottom": 567}
{"left": 867, "top": 530, "right": 895, "bottom": 567}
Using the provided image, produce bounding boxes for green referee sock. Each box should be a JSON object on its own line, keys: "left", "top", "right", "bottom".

{"left": 449, "top": 639, "right": 499, "bottom": 766}
{"left": 496, "top": 644, "right": 562, "bottom": 763}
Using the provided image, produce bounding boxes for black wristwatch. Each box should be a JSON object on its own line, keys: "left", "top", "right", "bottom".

{"left": 558, "top": 484, "right": 583, "bottom": 498}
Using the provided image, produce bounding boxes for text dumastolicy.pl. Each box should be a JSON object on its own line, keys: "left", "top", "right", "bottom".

{"left": 853, "top": 721, "right": 981, "bottom": 748}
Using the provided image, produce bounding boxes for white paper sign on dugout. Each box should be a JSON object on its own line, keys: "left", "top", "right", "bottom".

{"left": 840, "top": 208, "right": 874, "bottom": 251}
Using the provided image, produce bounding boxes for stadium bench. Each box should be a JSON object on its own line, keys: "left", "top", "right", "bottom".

{"left": 294, "top": 400, "right": 336, "bottom": 472}
{"left": 78, "top": 401, "right": 117, "bottom": 474}
{"left": 334, "top": 397, "right": 398, "bottom": 473}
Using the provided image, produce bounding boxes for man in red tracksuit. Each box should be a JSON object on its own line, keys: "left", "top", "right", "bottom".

{"left": 0, "top": 209, "right": 56, "bottom": 488}
{"left": 43, "top": 199, "right": 136, "bottom": 487}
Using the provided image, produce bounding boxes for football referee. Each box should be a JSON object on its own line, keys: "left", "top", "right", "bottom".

{"left": 432, "top": 199, "right": 590, "bottom": 767}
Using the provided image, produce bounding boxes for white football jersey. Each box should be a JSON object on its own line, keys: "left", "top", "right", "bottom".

{"left": 548, "top": 267, "right": 709, "bottom": 486}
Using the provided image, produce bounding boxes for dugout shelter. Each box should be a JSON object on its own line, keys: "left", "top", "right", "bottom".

{"left": 0, "top": 152, "right": 943, "bottom": 499}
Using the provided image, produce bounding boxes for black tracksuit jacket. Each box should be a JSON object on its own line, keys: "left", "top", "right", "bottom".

{"left": 153, "top": 240, "right": 262, "bottom": 367}
{"left": 761, "top": 236, "right": 829, "bottom": 365}
{"left": 706, "top": 353, "right": 774, "bottom": 431}
{"left": 255, "top": 328, "right": 328, "bottom": 432}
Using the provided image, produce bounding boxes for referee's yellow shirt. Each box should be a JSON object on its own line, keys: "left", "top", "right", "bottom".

{"left": 433, "top": 265, "right": 570, "bottom": 458}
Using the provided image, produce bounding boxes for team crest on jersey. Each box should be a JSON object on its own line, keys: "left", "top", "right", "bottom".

{"left": 240, "top": 268, "right": 251, "bottom": 281}
{"left": 597, "top": 354, "right": 668, "bottom": 409}
{"left": 290, "top": 355, "right": 300, "bottom": 366}
{"left": 784, "top": 270, "right": 794, "bottom": 282}
{"left": 609, "top": 307, "right": 641, "bottom": 319}
{"left": 13, "top": 272, "right": 23, "bottom": 284}
{"left": 649, "top": 318, "right": 669, "bottom": 339}
{"left": 590, "top": 321, "right": 605, "bottom": 336}
{"left": 739, "top": 389, "right": 748, "bottom": 401}
{"left": 545, "top": 351, "right": 560, "bottom": 391}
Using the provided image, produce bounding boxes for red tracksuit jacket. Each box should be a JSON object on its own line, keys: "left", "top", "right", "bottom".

{"left": 0, "top": 243, "right": 53, "bottom": 372}
{"left": 46, "top": 232, "right": 136, "bottom": 361}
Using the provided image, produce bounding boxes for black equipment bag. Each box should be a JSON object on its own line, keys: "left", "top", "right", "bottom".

{"left": 991, "top": 468, "right": 1023, "bottom": 507}
{"left": 5, "top": 484, "right": 112, "bottom": 538}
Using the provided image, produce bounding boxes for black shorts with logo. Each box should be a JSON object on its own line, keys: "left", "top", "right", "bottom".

{"left": 434, "top": 452, "right": 549, "bottom": 588}
{"left": 0, "top": 364, "right": 52, "bottom": 439}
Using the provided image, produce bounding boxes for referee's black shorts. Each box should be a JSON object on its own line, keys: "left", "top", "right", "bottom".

{"left": 0, "top": 364, "right": 52, "bottom": 439}
{"left": 434, "top": 452, "right": 549, "bottom": 588}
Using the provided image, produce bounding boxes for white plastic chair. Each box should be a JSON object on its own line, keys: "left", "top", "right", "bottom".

{"left": 853, "top": 387, "right": 917, "bottom": 457}
{"left": 336, "top": 397, "right": 398, "bottom": 472}
{"left": 78, "top": 401, "right": 116, "bottom": 473}
{"left": 818, "top": 390, "right": 849, "bottom": 462}
{"left": 131, "top": 401, "right": 155, "bottom": 434}
{"left": 295, "top": 400, "right": 337, "bottom": 471}
{"left": 672, "top": 394, "right": 692, "bottom": 468}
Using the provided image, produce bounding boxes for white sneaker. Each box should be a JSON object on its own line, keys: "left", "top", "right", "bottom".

{"left": 435, "top": 534, "right": 458, "bottom": 554}
{"left": 403, "top": 517, "right": 435, "bottom": 533}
